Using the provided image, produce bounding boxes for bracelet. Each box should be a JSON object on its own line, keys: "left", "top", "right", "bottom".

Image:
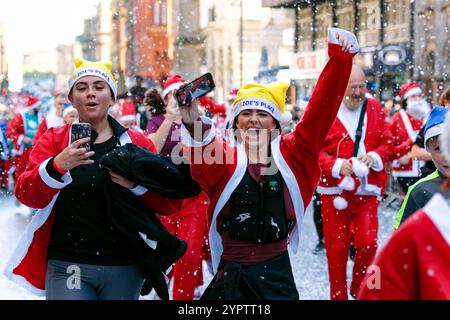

{"left": 53, "top": 159, "right": 67, "bottom": 174}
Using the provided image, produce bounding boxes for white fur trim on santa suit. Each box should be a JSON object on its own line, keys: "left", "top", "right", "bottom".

{"left": 392, "top": 159, "right": 423, "bottom": 177}
{"left": 38, "top": 158, "right": 73, "bottom": 190}
{"left": 328, "top": 27, "right": 360, "bottom": 53}
{"left": 338, "top": 176, "right": 355, "bottom": 191}
{"left": 332, "top": 158, "right": 346, "bottom": 179}
{"left": 181, "top": 116, "right": 217, "bottom": 147}
{"left": 119, "top": 114, "right": 137, "bottom": 123}
{"left": 4, "top": 194, "right": 58, "bottom": 297}
{"left": 423, "top": 193, "right": 450, "bottom": 246}
{"left": 17, "top": 134, "right": 24, "bottom": 147}
{"left": 403, "top": 87, "right": 422, "bottom": 100}
{"left": 399, "top": 109, "right": 419, "bottom": 142}
{"left": 337, "top": 103, "right": 367, "bottom": 155}
{"left": 367, "top": 151, "right": 383, "bottom": 172}
{"left": 163, "top": 82, "right": 184, "bottom": 98}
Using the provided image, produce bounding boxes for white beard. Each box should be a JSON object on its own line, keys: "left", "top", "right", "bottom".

{"left": 406, "top": 99, "right": 431, "bottom": 120}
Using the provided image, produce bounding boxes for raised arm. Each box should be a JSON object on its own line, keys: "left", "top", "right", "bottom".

{"left": 294, "top": 28, "right": 359, "bottom": 157}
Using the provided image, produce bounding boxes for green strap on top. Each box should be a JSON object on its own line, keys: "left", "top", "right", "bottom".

{"left": 393, "top": 170, "right": 440, "bottom": 230}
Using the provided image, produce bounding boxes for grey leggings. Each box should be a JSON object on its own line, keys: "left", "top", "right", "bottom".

{"left": 45, "top": 259, "right": 144, "bottom": 300}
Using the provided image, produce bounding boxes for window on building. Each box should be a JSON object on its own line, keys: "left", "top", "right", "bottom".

{"left": 209, "top": 6, "right": 216, "bottom": 22}
{"left": 153, "top": 1, "right": 161, "bottom": 25}
{"left": 161, "top": 1, "right": 167, "bottom": 25}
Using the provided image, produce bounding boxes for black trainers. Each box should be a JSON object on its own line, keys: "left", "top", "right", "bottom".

{"left": 312, "top": 241, "right": 325, "bottom": 255}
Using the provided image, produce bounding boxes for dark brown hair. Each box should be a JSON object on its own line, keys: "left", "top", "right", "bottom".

{"left": 144, "top": 88, "right": 165, "bottom": 116}
{"left": 439, "top": 87, "right": 450, "bottom": 106}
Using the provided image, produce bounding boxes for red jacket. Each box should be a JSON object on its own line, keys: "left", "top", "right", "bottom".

{"left": 181, "top": 41, "right": 356, "bottom": 272}
{"left": 317, "top": 99, "right": 393, "bottom": 197}
{"left": 33, "top": 113, "right": 64, "bottom": 146}
{"left": 390, "top": 110, "right": 424, "bottom": 177}
{"left": 6, "top": 111, "right": 41, "bottom": 156}
{"left": 4, "top": 123, "right": 183, "bottom": 296}
{"left": 358, "top": 193, "right": 450, "bottom": 300}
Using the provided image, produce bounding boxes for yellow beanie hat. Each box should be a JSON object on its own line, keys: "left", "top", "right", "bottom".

{"left": 68, "top": 58, "right": 117, "bottom": 99}
{"left": 231, "top": 82, "right": 292, "bottom": 126}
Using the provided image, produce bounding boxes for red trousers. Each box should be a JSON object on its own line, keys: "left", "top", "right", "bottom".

{"left": 160, "top": 192, "right": 209, "bottom": 300}
{"left": 321, "top": 194, "right": 378, "bottom": 300}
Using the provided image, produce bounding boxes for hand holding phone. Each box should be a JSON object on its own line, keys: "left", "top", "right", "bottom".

{"left": 71, "top": 123, "right": 92, "bottom": 151}
{"left": 174, "top": 73, "right": 215, "bottom": 107}
{"left": 53, "top": 123, "right": 95, "bottom": 171}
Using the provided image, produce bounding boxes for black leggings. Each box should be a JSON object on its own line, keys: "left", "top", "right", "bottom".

{"left": 45, "top": 259, "right": 144, "bottom": 300}
{"left": 312, "top": 192, "right": 323, "bottom": 243}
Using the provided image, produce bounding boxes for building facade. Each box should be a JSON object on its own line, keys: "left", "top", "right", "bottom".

{"left": 126, "top": 0, "right": 173, "bottom": 86}
{"left": 172, "top": 0, "right": 207, "bottom": 80}
{"left": 203, "top": 0, "right": 293, "bottom": 101}
{"left": 0, "top": 22, "right": 8, "bottom": 95}
{"left": 263, "top": 0, "right": 449, "bottom": 104}
{"left": 414, "top": 0, "right": 450, "bottom": 103}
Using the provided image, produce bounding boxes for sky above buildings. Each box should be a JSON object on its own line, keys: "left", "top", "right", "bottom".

{"left": 0, "top": 0, "right": 100, "bottom": 90}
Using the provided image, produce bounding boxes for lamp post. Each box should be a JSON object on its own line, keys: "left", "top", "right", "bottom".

{"left": 240, "top": 0, "right": 243, "bottom": 86}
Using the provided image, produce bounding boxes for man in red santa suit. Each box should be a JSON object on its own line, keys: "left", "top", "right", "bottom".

{"left": 358, "top": 110, "right": 450, "bottom": 300}
{"left": 6, "top": 95, "right": 42, "bottom": 182}
{"left": 34, "top": 92, "right": 68, "bottom": 145}
{"left": 317, "top": 65, "right": 394, "bottom": 300}
{"left": 390, "top": 82, "right": 430, "bottom": 193}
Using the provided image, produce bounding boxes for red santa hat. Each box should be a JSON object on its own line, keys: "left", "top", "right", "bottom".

{"left": 162, "top": 74, "right": 186, "bottom": 98}
{"left": 398, "top": 82, "right": 422, "bottom": 100}
{"left": 23, "top": 95, "right": 41, "bottom": 110}
{"left": 226, "top": 88, "right": 239, "bottom": 101}
{"left": 119, "top": 100, "right": 137, "bottom": 123}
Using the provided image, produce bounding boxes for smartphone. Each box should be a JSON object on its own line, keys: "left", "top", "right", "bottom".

{"left": 174, "top": 73, "right": 215, "bottom": 106}
{"left": 71, "top": 123, "right": 92, "bottom": 150}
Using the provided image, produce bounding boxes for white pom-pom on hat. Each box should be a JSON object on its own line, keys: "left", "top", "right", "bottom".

{"left": 333, "top": 196, "right": 348, "bottom": 210}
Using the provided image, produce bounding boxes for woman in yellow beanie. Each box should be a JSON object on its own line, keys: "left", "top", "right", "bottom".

{"left": 179, "top": 28, "right": 359, "bottom": 300}
{"left": 5, "top": 59, "right": 184, "bottom": 300}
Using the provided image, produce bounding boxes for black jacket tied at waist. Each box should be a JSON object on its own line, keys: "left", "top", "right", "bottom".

{"left": 200, "top": 251, "right": 299, "bottom": 300}
{"left": 98, "top": 143, "right": 201, "bottom": 299}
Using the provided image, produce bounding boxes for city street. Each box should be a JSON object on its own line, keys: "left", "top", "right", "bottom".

{"left": 0, "top": 192, "right": 396, "bottom": 300}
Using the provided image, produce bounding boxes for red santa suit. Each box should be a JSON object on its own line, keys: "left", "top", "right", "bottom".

{"left": 390, "top": 109, "right": 424, "bottom": 178}
{"left": 6, "top": 96, "right": 42, "bottom": 182}
{"left": 358, "top": 193, "right": 450, "bottom": 300}
{"left": 181, "top": 34, "right": 358, "bottom": 279}
{"left": 317, "top": 98, "right": 394, "bottom": 299}
{"left": 3, "top": 123, "right": 183, "bottom": 296}
{"left": 33, "top": 109, "right": 64, "bottom": 146}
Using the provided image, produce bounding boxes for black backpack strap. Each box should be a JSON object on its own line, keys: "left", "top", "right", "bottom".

{"left": 353, "top": 99, "right": 368, "bottom": 157}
